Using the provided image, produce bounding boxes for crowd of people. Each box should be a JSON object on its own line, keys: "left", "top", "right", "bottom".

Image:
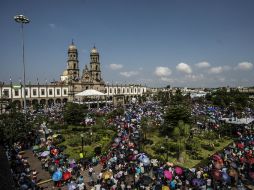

{"left": 85, "top": 103, "right": 254, "bottom": 190}
{"left": 6, "top": 101, "right": 254, "bottom": 189}
{"left": 6, "top": 141, "right": 41, "bottom": 190}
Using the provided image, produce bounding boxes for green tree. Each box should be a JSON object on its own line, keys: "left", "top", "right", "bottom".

{"left": 140, "top": 116, "right": 149, "bottom": 141}
{"left": 172, "top": 121, "right": 191, "bottom": 162}
{"left": 162, "top": 104, "right": 192, "bottom": 135}
{"left": 157, "top": 91, "right": 170, "bottom": 106}
{"left": 63, "top": 102, "right": 87, "bottom": 125}
{"left": 0, "top": 111, "right": 33, "bottom": 146}
{"left": 162, "top": 89, "right": 192, "bottom": 135}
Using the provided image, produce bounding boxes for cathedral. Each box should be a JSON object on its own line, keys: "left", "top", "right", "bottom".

{"left": 0, "top": 42, "right": 147, "bottom": 111}
{"left": 60, "top": 42, "right": 105, "bottom": 100}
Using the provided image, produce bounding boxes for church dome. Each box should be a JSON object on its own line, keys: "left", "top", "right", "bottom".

{"left": 68, "top": 44, "right": 77, "bottom": 50}
{"left": 90, "top": 46, "right": 98, "bottom": 54}
{"left": 62, "top": 70, "right": 68, "bottom": 76}
{"left": 68, "top": 41, "right": 77, "bottom": 52}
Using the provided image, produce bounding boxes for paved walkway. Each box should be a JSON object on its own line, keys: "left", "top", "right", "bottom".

{"left": 23, "top": 149, "right": 55, "bottom": 189}
{"left": 23, "top": 149, "right": 103, "bottom": 190}
{"left": 81, "top": 163, "right": 103, "bottom": 188}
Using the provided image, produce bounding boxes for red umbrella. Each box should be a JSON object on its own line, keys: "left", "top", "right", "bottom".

{"left": 237, "top": 143, "right": 244, "bottom": 149}
{"left": 239, "top": 157, "right": 244, "bottom": 163}
{"left": 212, "top": 169, "right": 221, "bottom": 181}
{"left": 63, "top": 171, "right": 71, "bottom": 181}
{"left": 55, "top": 159, "right": 60, "bottom": 165}
{"left": 175, "top": 167, "right": 183, "bottom": 175}
{"left": 213, "top": 155, "right": 221, "bottom": 161}
{"left": 164, "top": 170, "right": 172, "bottom": 180}
{"left": 248, "top": 158, "right": 254, "bottom": 165}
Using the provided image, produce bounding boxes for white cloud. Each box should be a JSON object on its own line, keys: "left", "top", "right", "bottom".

{"left": 185, "top": 74, "right": 204, "bottom": 82}
{"left": 109, "top": 64, "right": 123, "bottom": 70}
{"left": 154, "top": 66, "right": 172, "bottom": 77}
{"left": 176, "top": 63, "right": 192, "bottom": 74}
{"left": 49, "top": 23, "right": 56, "bottom": 28}
{"left": 235, "top": 62, "right": 253, "bottom": 71}
{"left": 195, "top": 61, "right": 210, "bottom": 68}
{"left": 120, "top": 71, "right": 138, "bottom": 77}
{"left": 209, "top": 66, "right": 223, "bottom": 74}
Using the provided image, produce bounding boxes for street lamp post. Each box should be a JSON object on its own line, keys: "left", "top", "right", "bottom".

{"left": 14, "top": 14, "right": 30, "bottom": 114}
{"left": 80, "top": 133, "right": 84, "bottom": 153}
{"left": 106, "top": 82, "right": 109, "bottom": 107}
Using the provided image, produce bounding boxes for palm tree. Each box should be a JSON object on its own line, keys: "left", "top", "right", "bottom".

{"left": 172, "top": 121, "right": 191, "bottom": 163}
{"left": 140, "top": 117, "right": 149, "bottom": 141}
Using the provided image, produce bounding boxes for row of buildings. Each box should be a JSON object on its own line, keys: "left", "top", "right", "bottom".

{"left": 1, "top": 42, "right": 254, "bottom": 110}
{"left": 0, "top": 43, "right": 147, "bottom": 109}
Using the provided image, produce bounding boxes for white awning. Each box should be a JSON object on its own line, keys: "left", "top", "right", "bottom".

{"left": 75, "top": 89, "right": 105, "bottom": 96}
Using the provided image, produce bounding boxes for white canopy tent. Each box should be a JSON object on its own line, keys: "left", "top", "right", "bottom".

{"left": 74, "top": 89, "right": 106, "bottom": 108}
{"left": 75, "top": 89, "right": 105, "bottom": 96}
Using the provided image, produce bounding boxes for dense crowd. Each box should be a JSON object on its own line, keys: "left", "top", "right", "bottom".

{"left": 6, "top": 101, "right": 254, "bottom": 189}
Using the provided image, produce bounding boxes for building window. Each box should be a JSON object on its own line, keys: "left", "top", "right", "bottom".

{"left": 3, "top": 90, "right": 9, "bottom": 97}
{"left": 57, "top": 89, "right": 60, "bottom": 95}
{"left": 33, "top": 89, "right": 37, "bottom": 96}
{"left": 49, "top": 89, "right": 53, "bottom": 95}
{"left": 131, "top": 88, "right": 133, "bottom": 93}
{"left": 123, "top": 88, "right": 125, "bottom": 93}
{"left": 110, "top": 88, "right": 112, "bottom": 93}
{"left": 105, "top": 88, "right": 107, "bottom": 93}
{"left": 127, "top": 89, "right": 129, "bottom": 93}
{"left": 114, "top": 89, "right": 116, "bottom": 94}
{"left": 15, "top": 90, "right": 19, "bottom": 96}
{"left": 25, "top": 89, "right": 28, "bottom": 96}
{"left": 138, "top": 88, "right": 140, "bottom": 93}
{"left": 63, "top": 89, "right": 67, "bottom": 95}
{"left": 117, "top": 88, "right": 120, "bottom": 94}
{"left": 41, "top": 89, "right": 45, "bottom": 96}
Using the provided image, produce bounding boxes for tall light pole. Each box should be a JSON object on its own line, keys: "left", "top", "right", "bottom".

{"left": 80, "top": 133, "right": 84, "bottom": 154}
{"left": 14, "top": 14, "right": 30, "bottom": 113}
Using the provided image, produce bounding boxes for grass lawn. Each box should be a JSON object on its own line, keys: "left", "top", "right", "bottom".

{"left": 57, "top": 116, "right": 116, "bottom": 160}
{"left": 144, "top": 126, "right": 234, "bottom": 168}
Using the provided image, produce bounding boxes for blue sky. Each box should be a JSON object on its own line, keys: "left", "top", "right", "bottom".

{"left": 1, "top": 0, "right": 254, "bottom": 88}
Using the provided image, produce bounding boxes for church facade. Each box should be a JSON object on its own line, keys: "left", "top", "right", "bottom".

{"left": 0, "top": 42, "right": 147, "bottom": 112}
{"left": 60, "top": 42, "right": 105, "bottom": 101}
